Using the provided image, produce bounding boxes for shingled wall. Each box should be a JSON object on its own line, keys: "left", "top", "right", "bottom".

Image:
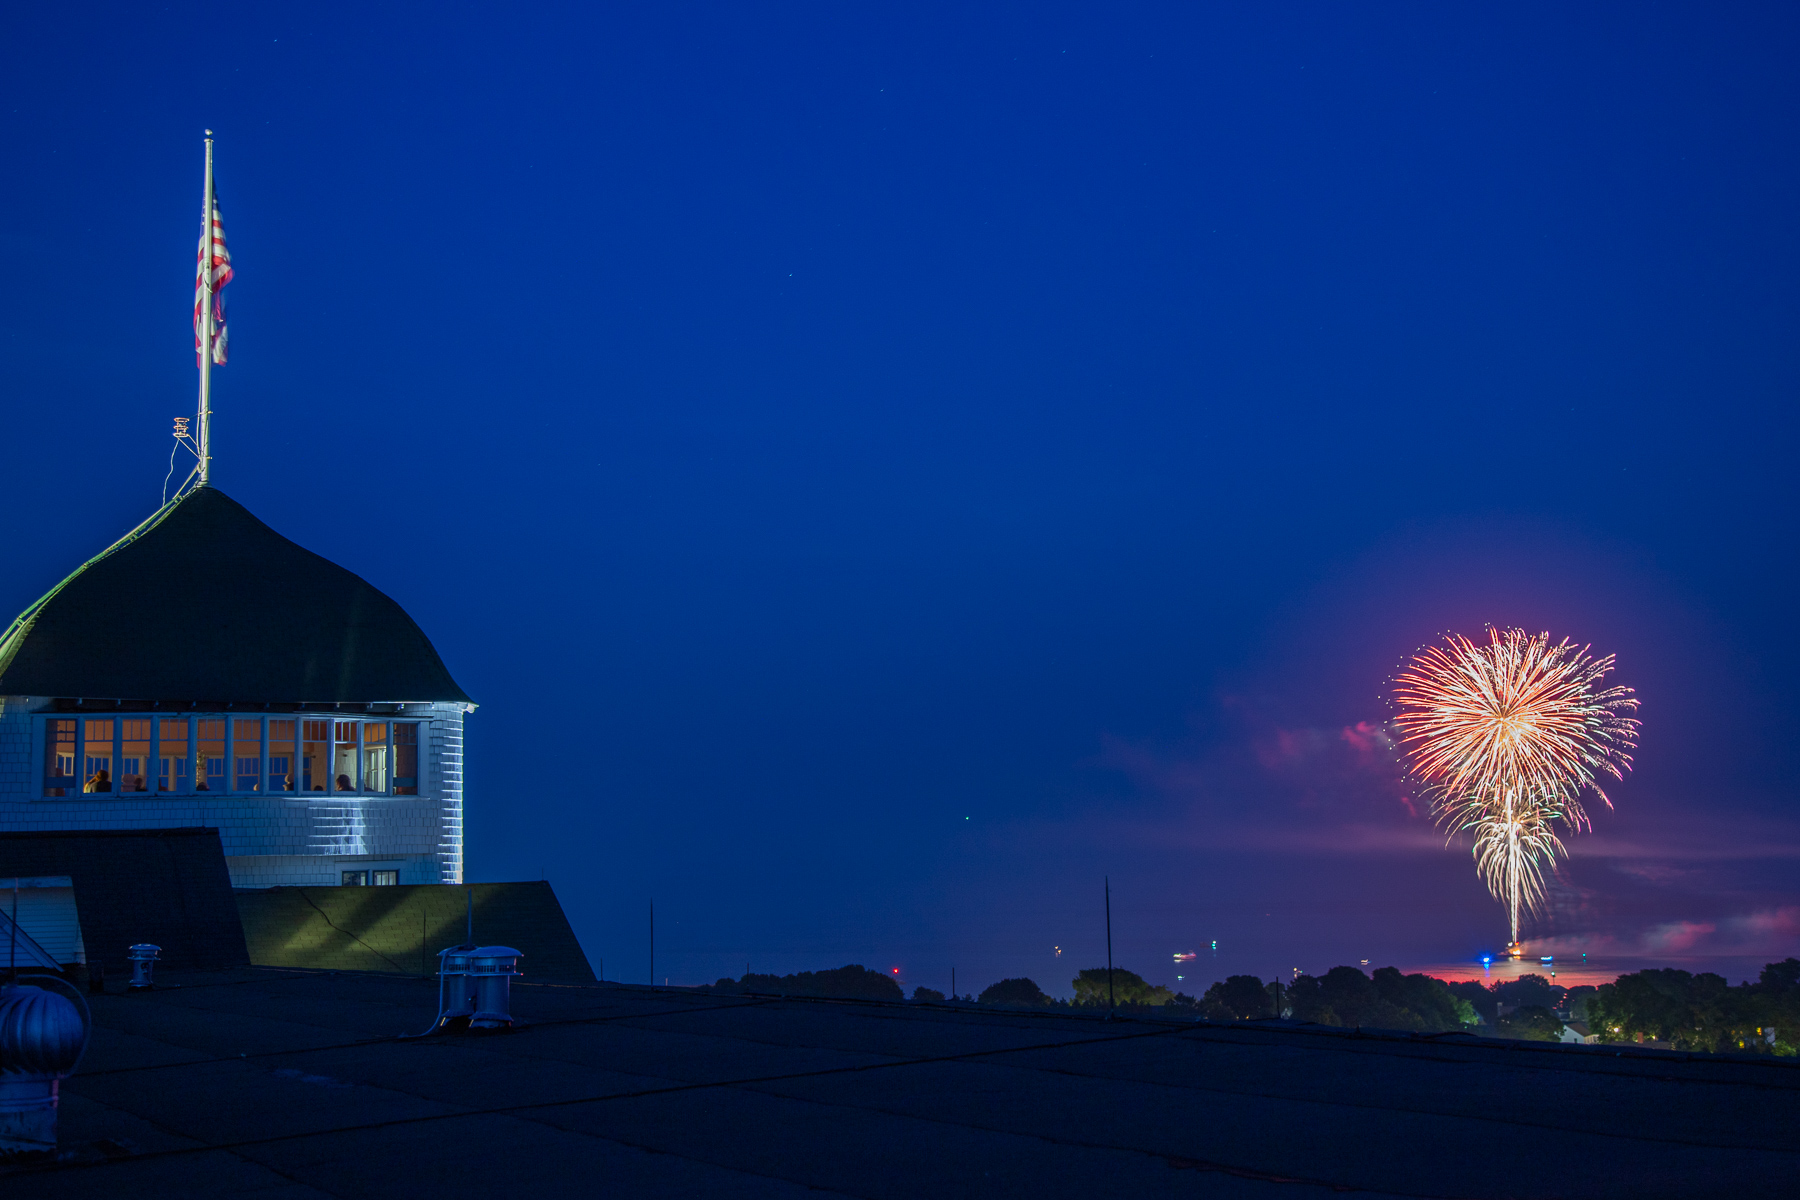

{"left": 235, "top": 881, "right": 595, "bottom": 983}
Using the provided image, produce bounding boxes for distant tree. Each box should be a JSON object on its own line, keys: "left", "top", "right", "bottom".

{"left": 979, "top": 978, "right": 1052, "bottom": 1007}
{"left": 1562, "top": 985, "right": 1598, "bottom": 1020}
{"left": 1203, "top": 975, "right": 1274, "bottom": 1020}
{"left": 1163, "top": 992, "right": 1213, "bottom": 1017}
{"left": 911, "top": 986, "right": 946, "bottom": 1004}
{"left": 1301, "top": 967, "right": 1411, "bottom": 1028}
{"left": 1371, "top": 968, "right": 1466, "bottom": 1031}
{"left": 1492, "top": 973, "right": 1565, "bottom": 1013}
{"left": 1590, "top": 967, "right": 1735, "bottom": 1052}
{"left": 698, "top": 964, "right": 903, "bottom": 1002}
{"left": 1359, "top": 958, "right": 1800, "bottom": 1056}
{"left": 1071, "top": 968, "right": 1172, "bottom": 1008}
{"left": 1497, "top": 1004, "right": 1563, "bottom": 1041}
{"left": 1443, "top": 979, "right": 1498, "bottom": 1025}
{"left": 1747, "top": 958, "right": 1800, "bottom": 1055}
{"left": 1754, "top": 957, "right": 1800, "bottom": 994}
{"left": 1286, "top": 967, "right": 1468, "bottom": 1032}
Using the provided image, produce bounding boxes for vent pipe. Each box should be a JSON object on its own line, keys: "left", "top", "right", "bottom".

{"left": 434, "top": 946, "right": 476, "bottom": 1029}
{"left": 126, "top": 945, "right": 160, "bottom": 991}
{"left": 467, "top": 947, "right": 522, "bottom": 1029}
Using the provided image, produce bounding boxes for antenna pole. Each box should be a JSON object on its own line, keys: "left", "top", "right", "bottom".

{"left": 197, "top": 131, "right": 215, "bottom": 487}
{"left": 1104, "top": 877, "right": 1114, "bottom": 1016}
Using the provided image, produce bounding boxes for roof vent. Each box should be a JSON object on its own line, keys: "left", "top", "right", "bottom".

{"left": 0, "top": 978, "right": 92, "bottom": 1155}
{"left": 127, "top": 944, "right": 160, "bottom": 991}
{"left": 433, "top": 945, "right": 476, "bottom": 1030}
{"left": 467, "top": 947, "right": 522, "bottom": 1029}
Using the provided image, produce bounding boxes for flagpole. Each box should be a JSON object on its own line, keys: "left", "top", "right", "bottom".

{"left": 197, "top": 130, "right": 215, "bottom": 487}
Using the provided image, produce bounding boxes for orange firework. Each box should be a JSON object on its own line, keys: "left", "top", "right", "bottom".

{"left": 1393, "top": 628, "right": 1640, "bottom": 945}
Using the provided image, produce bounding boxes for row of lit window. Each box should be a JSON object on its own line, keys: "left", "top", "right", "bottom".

{"left": 42, "top": 716, "right": 420, "bottom": 797}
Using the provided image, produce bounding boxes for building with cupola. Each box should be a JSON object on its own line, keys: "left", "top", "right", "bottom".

{"left": 0, "top": 485, "right": 472, "bottom": 888}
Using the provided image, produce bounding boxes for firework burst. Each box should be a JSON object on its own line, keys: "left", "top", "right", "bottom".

{"left": 1392, "top": 628, "right": 1640, "bottom": 946}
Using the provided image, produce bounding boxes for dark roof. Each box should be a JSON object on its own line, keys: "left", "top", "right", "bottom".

{"left": 28, "top": 971, "right": 1800, "bottom": 1193}
{"left": 235, "top": 882, "right": 596, "bottom": 983}
{"left": 0, "top": 827, "right": 249, "bottom": 971}
{"left": 0, "top": 486, "right": 470, "bottom": 704}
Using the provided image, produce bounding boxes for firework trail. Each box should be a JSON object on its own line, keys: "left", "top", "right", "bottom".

{"left": 1392, "top": 628, "right": 1640, "bottom": 946}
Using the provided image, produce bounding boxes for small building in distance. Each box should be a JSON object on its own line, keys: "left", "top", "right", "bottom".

{"left": 0, "top": 486, "right": 473, "bottom": 889}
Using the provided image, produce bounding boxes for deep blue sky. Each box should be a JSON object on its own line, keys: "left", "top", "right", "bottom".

{"left": 4, "top": 3, "right": 1797, "bottom": 994}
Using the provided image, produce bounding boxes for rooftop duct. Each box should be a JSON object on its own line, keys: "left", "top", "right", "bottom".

{"left": 127, "top": 944, "right": 160, "bottom": 990}
{"left": 420, "top": 944, "right": 522, "bottom": 1033}
{"left": 467, "top": 947, "right": 522, "bottom": 1030}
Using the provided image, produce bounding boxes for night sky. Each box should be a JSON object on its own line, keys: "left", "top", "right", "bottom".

{"left": 4, "top": 4, "right": 1797, "bottom": 995}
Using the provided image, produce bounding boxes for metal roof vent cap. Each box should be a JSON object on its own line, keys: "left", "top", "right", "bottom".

{"left": 126, "top": 944, "right": 161, "bottom": 991}
{"left": 0, "top": 979, "right": 92, "bottom": 1156}
{"left": 467, "top": 947, "right": 523, "bottom": 1029}
{"left": 433, "top": 946, "right": 477, "bottom": 1030}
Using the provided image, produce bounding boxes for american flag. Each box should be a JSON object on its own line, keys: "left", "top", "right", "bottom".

{"left": 194, "top": 190, "right": 233, "bottom": 365}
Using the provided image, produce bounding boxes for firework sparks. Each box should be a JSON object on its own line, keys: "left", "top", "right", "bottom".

{"left": 1392, "top": 628, "right": 1640, "bottom": 946}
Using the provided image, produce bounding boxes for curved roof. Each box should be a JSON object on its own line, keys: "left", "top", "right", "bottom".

{"left": 0, "top": 486, "right": 471, "bottom": 704}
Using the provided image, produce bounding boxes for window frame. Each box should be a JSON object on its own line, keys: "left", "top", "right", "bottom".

{"left": 37, "top": 713, "right": 426, "bottom": 801}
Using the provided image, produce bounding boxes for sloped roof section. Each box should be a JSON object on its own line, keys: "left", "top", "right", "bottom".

{"left": 0, "top": 486, "right": 471, "bottom": 703}
{"left": 0, "top": 827, "right": 249, "bottom": 971}
{"left": 235, "top": 881, "right": 595, "bottom": 982}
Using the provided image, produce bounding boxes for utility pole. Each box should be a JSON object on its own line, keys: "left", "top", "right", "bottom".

{"left": 1104, "top": 877, "right": 1114, "bottom": 1016}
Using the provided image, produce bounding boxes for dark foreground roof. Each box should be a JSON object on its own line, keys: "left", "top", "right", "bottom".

{"left": 0, "top": 486, "right": 470, "bottom": 704}
{"left": 15, "top": 970, "right": 1798, "bottom": 1196}
{"left": 236, "top": 882, "right": 595, "bottom": 983}
{"left": 0, "top": 828, "right": 248, "bottom": 972}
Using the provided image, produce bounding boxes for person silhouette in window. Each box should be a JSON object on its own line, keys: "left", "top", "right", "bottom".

{"left": 83, "top": 768, "right": 111, "bottom": 793}
{"left": 336, "top": 773, "right": 353, "bottom": 791}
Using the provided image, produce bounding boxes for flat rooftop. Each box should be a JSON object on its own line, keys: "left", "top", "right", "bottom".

{"left": 12, "top": 968, "right": 1798, "bottom": 1198}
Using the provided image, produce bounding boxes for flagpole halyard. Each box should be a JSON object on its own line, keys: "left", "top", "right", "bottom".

{"left": 197, "top": 131, "right": 214, "bottom": 487}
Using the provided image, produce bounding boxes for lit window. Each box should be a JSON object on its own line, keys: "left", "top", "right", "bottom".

{"left": 196, "top": 720, "right": 225, "bottom": 792}
{"left": 44, "top": 720, "right": 75, "bottom": 796}
{"left": 362, "top": 723, "right": 388, "bottom": 793}
{"left": 342, "top": 870, "right": 368, "bottom": 886}
{"left": 334, "top": 722, "right": 358, "bottom": 791}
{"left": 159, "top": 720, "right": 188, "bottom": 792}
{"left": 234, "top": 718, "right": 262, "bottom": 791}
{"left": 269, "top": 720, "right": 295, "bottom": 792}
{"left": 83, "top": 720, "right": 114, "bottom": 793}
{"left": 40, "top": 713, "right": 430, "bottom": 800}
{"left": 372, "top": 870, "right": 398, "bottom": 886}
{"left": 120, "top": 719, "right": 152, "bottom": 793}
{"left": 302, "top": 720, "right": 329, "bottom": 792}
